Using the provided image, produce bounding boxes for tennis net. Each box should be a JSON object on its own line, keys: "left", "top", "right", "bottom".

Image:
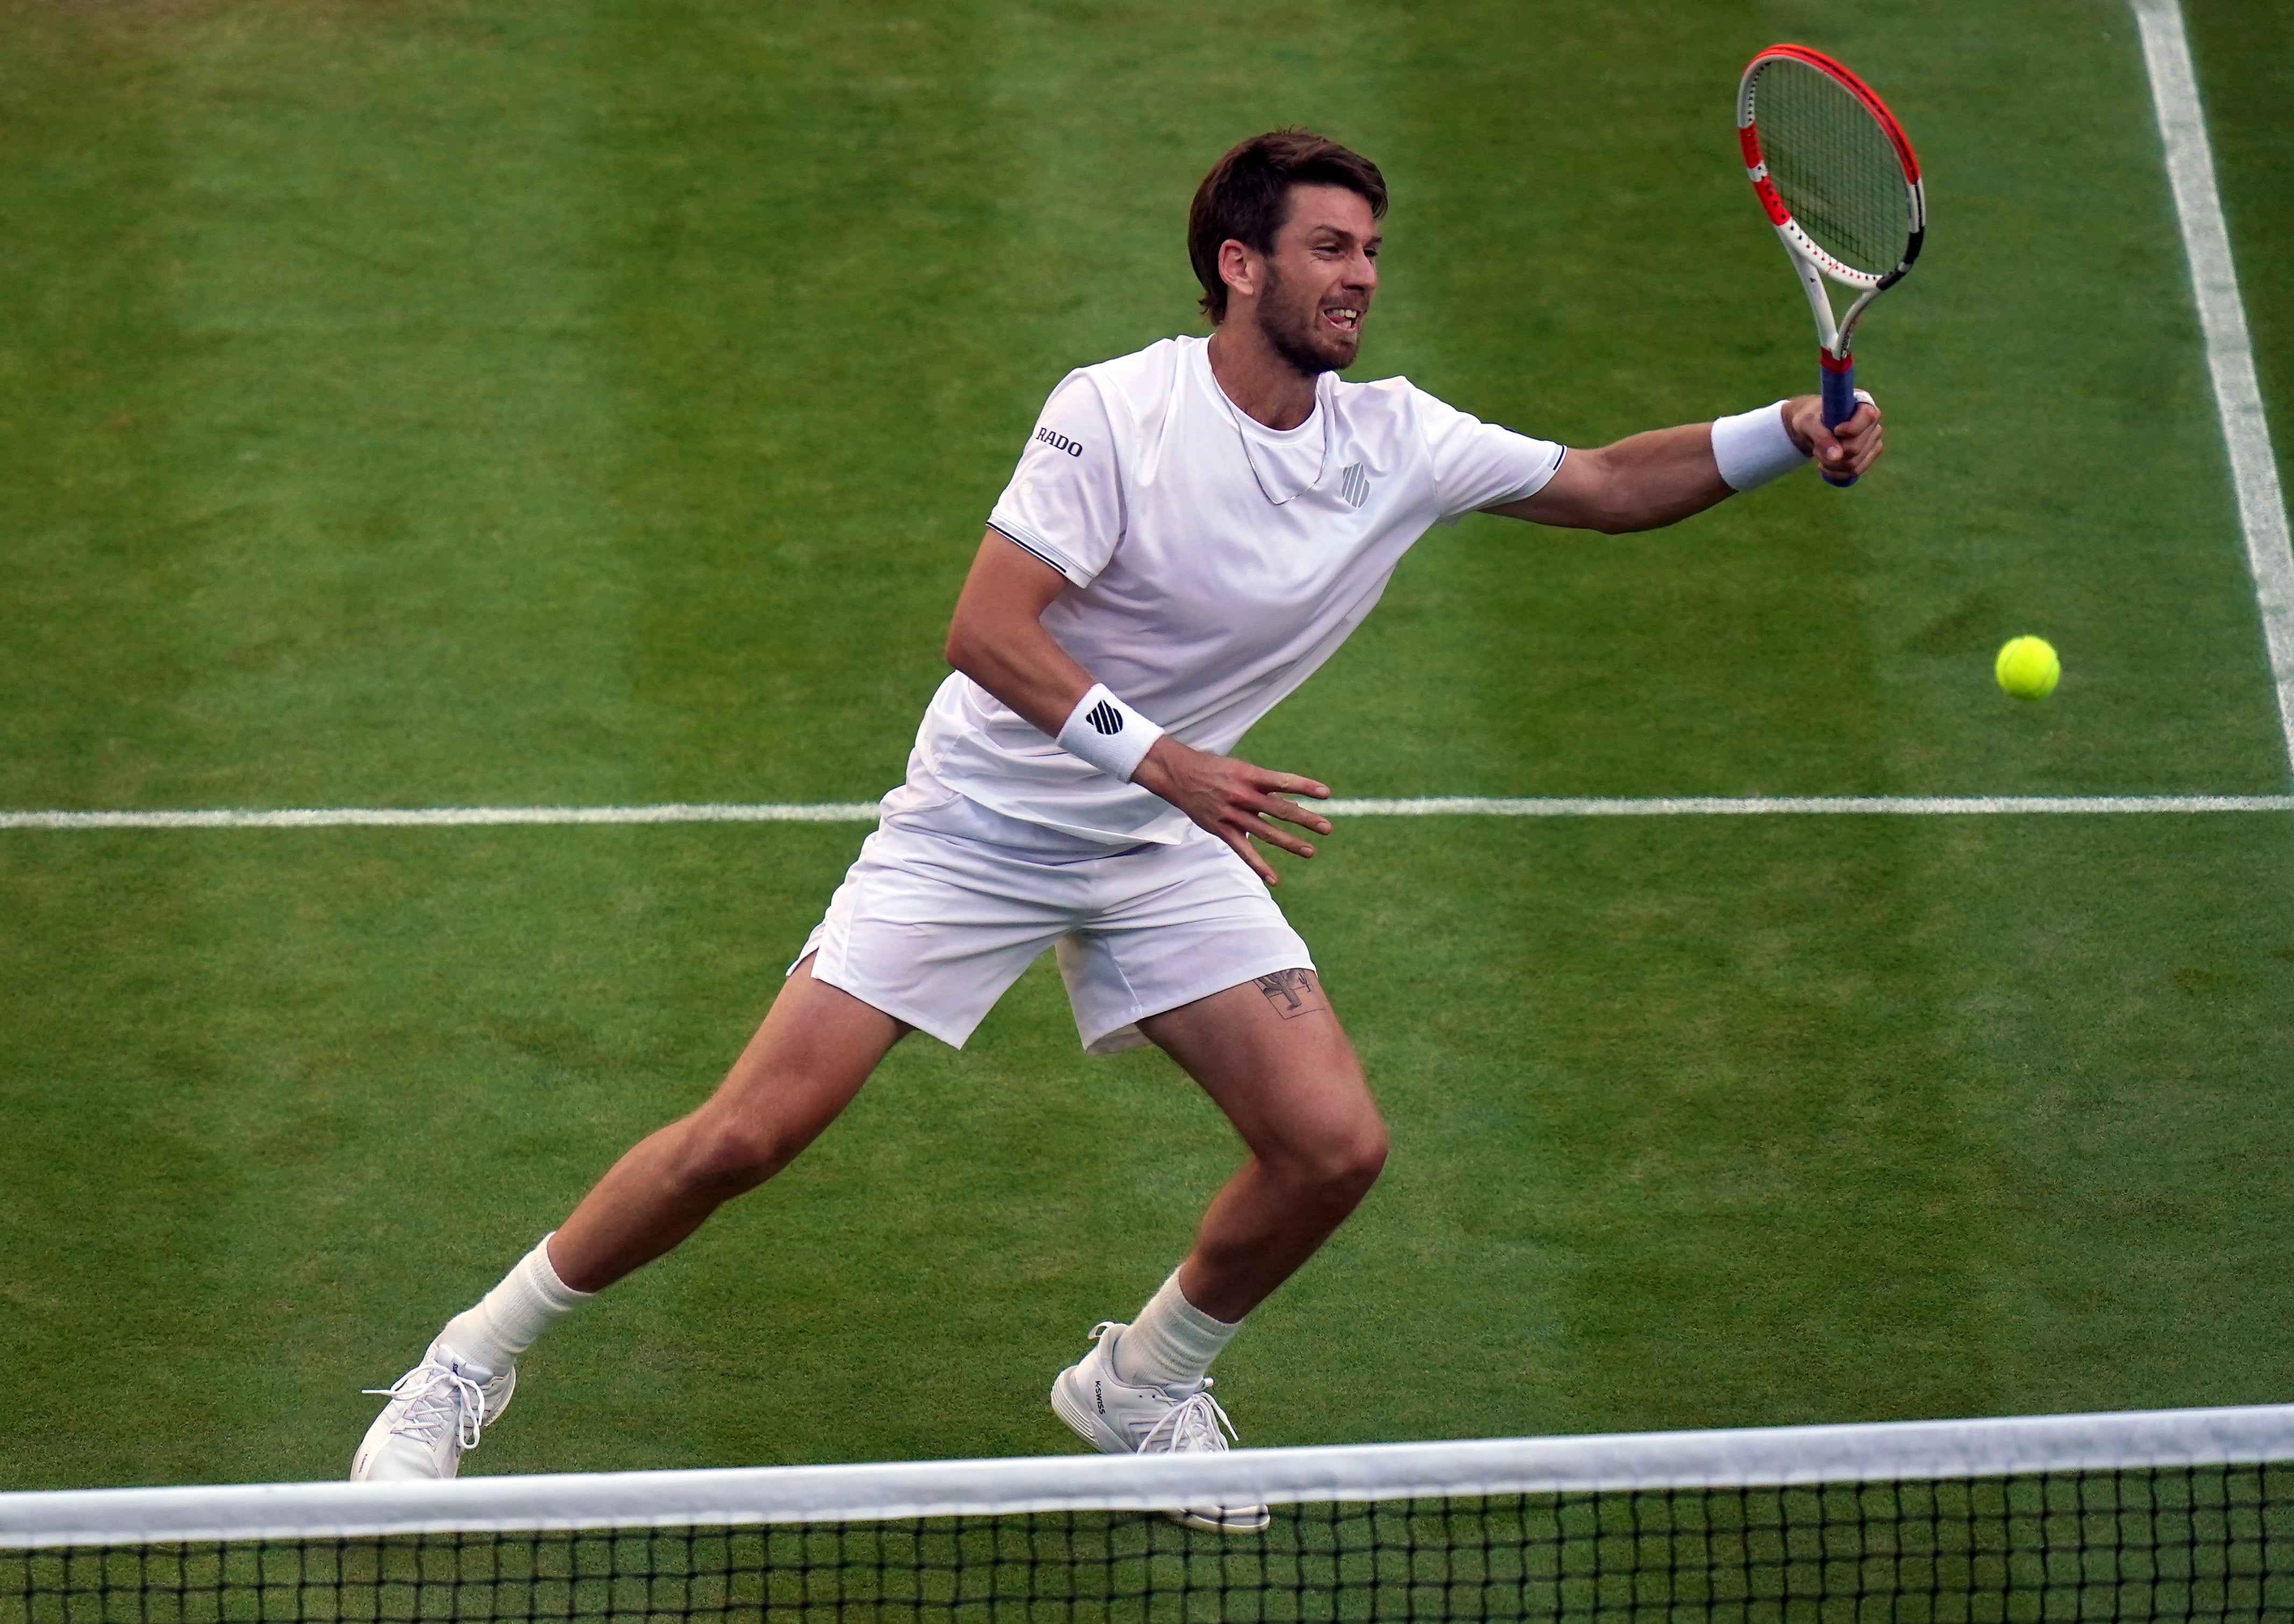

{"left": 5, "top": 1403, "right": 2292, "bottom": 1622}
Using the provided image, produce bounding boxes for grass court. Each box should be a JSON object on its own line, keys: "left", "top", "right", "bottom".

{"left": 2, "top": 0, "right": 2291, "bottom": 1491}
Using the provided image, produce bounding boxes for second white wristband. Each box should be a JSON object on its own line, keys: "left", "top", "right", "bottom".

{"left": 1056, "top": 683, "right": 1165, "bottom": 782}
{"left": 1710, "top": 400, "right": 1810, "bottom": 492}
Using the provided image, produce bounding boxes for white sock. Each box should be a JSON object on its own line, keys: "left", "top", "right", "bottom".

{"left": 436, "top": 1234, "right": 592, "bottom": 1379}
{"left": 1110, "top": 1269, "right": 1241, "bottom": 1391}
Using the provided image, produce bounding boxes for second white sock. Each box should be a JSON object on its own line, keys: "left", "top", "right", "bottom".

{"left": 1110, "top": 1269, "right": 1241, "bottom": 1391}
{"left": 436, "top": 1233, "right": 593, "bottom": 1379}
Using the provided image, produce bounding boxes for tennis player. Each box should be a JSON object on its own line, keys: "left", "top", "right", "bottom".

{"left": 353, "top": 130, "right": 1881, "bottom": 1522}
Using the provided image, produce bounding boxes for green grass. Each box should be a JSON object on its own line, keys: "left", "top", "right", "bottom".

{"left": 1, "top": 0, "right": 2290, "bottom": 1492}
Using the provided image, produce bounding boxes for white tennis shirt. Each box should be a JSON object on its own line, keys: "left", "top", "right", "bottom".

{"left": 901, "top": 334, "right": 1565, "bottom": 845}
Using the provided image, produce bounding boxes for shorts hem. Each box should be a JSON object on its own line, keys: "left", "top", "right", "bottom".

{"left": 806, "top": 951, "right": 981, "bottom": 1052}
{"left": 1077, "top": 947, "right": 1317, "bottom": 1057}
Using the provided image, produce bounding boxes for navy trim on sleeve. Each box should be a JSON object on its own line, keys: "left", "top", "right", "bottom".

{"left": 985, "top": 521, "right": 1090, "bottom": 587}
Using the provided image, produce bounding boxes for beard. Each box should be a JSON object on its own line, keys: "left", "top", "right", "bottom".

{"left": 1259, "top": 261, "right": 1362, "bottom": 377}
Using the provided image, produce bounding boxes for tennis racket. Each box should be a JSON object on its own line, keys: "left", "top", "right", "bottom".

{"left": 1736, "top": 45, "right": 1924, "bottom": 487}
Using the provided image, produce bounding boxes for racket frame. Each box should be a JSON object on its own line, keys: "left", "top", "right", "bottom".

{"left": 1736, "top": 44, "right": 1925, "bottom": 485}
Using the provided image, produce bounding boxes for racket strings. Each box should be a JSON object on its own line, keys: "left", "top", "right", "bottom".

{"left": 1755, "top": 58, "right": 1911, "bottom": 276}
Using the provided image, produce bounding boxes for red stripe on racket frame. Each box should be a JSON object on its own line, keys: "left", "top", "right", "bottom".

{"left": 1738, "top": 44, "right": 1921, "bottom": 187}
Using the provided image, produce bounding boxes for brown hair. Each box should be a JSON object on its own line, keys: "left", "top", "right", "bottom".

{"left": 1187, "top": 129, "right": 1388, "bottom": 324}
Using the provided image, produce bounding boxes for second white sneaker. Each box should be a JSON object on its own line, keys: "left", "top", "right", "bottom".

{"left": 1050, "top": 1321, "right": 1270, "bottom": 1534}
{"left": 350, "top": 1338, "right": 516, "bottom": 1481}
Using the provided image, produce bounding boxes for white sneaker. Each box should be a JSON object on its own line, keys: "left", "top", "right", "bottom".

{"left": 350, "top": 1338, "right": 516, "bottom": 1481}
{"left": 1050, "top": 1321, "right": 1269, "bottom": 1534}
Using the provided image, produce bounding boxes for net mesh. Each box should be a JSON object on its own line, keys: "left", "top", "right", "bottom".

{"left": 1752, "top": 57, "right": 1913, "bottom": 277}
{"left": 9, "top": 1466, "right": 2291, "bottom": 1624}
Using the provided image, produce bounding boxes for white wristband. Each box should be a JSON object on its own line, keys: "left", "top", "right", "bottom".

{"left": 1711, "top": 401, "right": 1810, "bottom": 492}
{"left": 1056, "top": 683, "right": 1165, "bottom": 782}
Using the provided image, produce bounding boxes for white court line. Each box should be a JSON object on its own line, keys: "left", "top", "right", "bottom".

{"left": 1326, "top": 795, "right": 2294, "bottom": 817}
{"left": 2135, "top": 0, "right": 2294, "bottom": 774}
{"left": 0, "top": 803, "right": 886, "bottom": 831}
{"left": 4, "top": 795, "right": 2293, "bottom": 830}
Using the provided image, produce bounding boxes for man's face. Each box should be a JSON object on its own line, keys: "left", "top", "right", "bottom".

{"left": 1250, "top": 184, "right": 1381, "bottom": 376}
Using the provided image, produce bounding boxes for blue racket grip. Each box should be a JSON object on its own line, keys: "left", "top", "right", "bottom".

{"left": 1820, "top": 354, "right": 1859, "bottom": 488}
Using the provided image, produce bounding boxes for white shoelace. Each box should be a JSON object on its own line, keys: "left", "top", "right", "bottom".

{"left": 362, "top": 1359, "right": 487, "bottom": 1451}
{"left": 1138, "top": 1384, "right": 1240, "bottom": 1456}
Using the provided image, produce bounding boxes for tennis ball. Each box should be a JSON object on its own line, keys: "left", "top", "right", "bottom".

{"left": 1995, "top": 636, "right": 2060, "bottom": 701}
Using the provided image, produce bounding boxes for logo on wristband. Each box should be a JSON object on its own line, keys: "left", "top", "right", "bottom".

{"left": 1086, "top": 701, "right": 1124, "bottom": 736}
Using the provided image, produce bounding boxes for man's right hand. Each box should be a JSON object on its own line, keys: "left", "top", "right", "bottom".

{"left": 1131, "top": 736, "right": 1332, "bottom": 886}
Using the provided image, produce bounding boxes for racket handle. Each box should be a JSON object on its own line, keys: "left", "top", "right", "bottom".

{"left": 1820, "top": 352, "right": 1859, "bottom": 488}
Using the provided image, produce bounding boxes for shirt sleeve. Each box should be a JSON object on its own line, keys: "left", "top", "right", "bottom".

{"left": 1416, "top": 386, "right": 1566, "bottom": 526}
{"left": 985, "top": 372, "right": 1125, "bottom": 586}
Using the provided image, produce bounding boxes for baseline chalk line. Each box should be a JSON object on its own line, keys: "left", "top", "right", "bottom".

{"left": 1326, "top": 795, "right": 2294, "bottom": 817}
{"left": 0, "top": 803, "right": 885, "bottom": 831}
{"left": 2134, "top": 0, "right": 2294, "bottom": 775}
{"left": 4, "top": 795, "right": 2292, "bottom": 831}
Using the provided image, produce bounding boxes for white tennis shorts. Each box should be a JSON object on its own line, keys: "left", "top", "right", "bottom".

{"left": 794, "top": 790, "right": 1313, "bottom": 1055}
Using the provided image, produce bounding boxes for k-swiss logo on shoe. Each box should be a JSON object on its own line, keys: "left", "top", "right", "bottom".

{"left": 1086, "top": 700, "right": 1125, "bottom": 736}
{"left": 1094, "top": 1379, "right": 1107, "bottom": 1416}
{"left": 1340, "top": 462, "right": 1370, "bottom": 508}
{"left": 1035, "top": 426, "right": 1085, "bottom": 457}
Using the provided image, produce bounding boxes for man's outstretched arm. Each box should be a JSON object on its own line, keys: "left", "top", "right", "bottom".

{"left": 1490, "top": 394, "right": 1883, "bottom": 535}
{"left": 943, "top": 528, "right": 1332, "bottom": 884}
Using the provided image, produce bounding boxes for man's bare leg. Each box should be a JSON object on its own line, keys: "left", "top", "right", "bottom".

{"left": 1143, "top": 967, "right": 1386, "bottom": 1322}
{"left": 549, "top": 958, "right": 909, "bottom": 1291}
{"left": 1048, "top": 967, "right": 1381, "bottom": 1526}
{"left": 1076, "top": 968, "right": 1383, "bottom": 1389}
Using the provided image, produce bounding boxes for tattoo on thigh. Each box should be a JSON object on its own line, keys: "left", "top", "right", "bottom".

{"left": 1254, "top": 968, "right": 1327, "bottom": 1020}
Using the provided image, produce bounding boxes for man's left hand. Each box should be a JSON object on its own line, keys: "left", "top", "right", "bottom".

{"left": 1784, "top": 394, "right": 1884, "bottom": 481}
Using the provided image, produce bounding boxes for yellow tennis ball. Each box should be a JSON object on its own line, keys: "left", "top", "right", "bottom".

{"left": 1995, "top": 636, "right": 2060, "bottom": 701}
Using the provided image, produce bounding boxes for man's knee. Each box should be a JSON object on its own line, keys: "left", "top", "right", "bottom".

{"left": 1284, "top": 1110, "right": 1388, "bottom": 1206}
{"left": 1330, "top": 1117, "right": 1390, "bottom": 1197}
{"left": 671, "top": 1109, "right": 792, "bottom": 1200}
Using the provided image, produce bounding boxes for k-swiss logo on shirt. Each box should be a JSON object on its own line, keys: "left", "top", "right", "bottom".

{"left": 1035, "top": 426, "right": 1086, "bottom": 457}
{"left": 1086, "top": 700, "right": 1125, "bottom": 736}
{"left": 1340, "top": 463, "right": 1370, "bottom": 508}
